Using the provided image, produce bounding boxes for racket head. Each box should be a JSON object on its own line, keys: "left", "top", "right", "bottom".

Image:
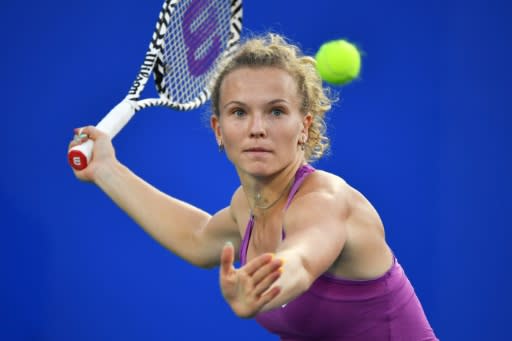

{"left": 142, "top": 0, "right": 243, "bottom": 111}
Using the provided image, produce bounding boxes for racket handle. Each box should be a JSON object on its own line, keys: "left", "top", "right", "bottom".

{"left": 68, "top": 99, "right": 136, "bottom": 170}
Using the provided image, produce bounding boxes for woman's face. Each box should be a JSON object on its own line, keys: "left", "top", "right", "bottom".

{"left": 211, "top": 66, "right": 312, "bottom": 177}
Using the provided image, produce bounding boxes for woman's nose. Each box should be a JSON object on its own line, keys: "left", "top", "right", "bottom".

{"left": 249, "top": 114, "right": 266, "bottom": 138}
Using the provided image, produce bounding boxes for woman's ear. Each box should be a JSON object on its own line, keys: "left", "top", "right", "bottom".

{"left": 302, "top": 113, "right": 313, "bottom": 136}
{"left": 210, "top": 114, "right": 222, "bottom": 142}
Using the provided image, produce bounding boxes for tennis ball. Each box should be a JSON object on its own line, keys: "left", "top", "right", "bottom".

{"left": 315, "top": 39, "right": 361, "bottom": 85}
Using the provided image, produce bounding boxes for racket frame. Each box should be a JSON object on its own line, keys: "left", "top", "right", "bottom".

{"left": 68, "top": 0, "right": 242, "bottom": 170}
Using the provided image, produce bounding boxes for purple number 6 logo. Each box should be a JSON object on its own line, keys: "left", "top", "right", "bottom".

{"left": 182, "top": 0, "right": 221, "bottom": 77}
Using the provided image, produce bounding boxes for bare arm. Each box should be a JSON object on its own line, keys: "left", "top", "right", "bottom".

{"left": 261, "top": 189, "right": 348, "bottom": 311}
{"left": 70, "top": 126, "right": 240, "bottom": 268}
{"left": 95, "top": 161, "right": 240, "bottom": 267}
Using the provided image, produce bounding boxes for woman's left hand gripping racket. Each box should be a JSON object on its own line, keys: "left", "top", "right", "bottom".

{"left": 68, "top": 0, "right": 243, "bottom": 170}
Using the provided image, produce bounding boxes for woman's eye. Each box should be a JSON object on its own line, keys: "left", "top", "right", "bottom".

{"left": 271, "top": 109, "right": 284, "bottom": 116}
{"left": 233, "top": 109, "right": 245, "bottom": 117}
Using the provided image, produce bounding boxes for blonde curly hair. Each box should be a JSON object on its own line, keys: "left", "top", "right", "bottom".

{"left": 210, "top": 33, "right": 334, "bottom": 162}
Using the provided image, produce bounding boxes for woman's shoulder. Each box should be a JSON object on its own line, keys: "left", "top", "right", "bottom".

{"left": 302, "top": 168, "right": 352, "bottom": 197}
{"left": 299, "top": 168, "right": 375, "bottom": 215}
{"left": 308, "top": 169, "right": 384, "bottom": 233}
{"left": 285, "top": 169, "right": 352, "bottom": 217}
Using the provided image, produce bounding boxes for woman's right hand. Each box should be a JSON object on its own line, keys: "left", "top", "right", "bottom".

{"left": 68, "top": 126, "right": 117, "bottom": 183}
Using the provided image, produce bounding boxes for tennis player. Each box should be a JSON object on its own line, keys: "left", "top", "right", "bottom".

{"left": 70, "top": 33, "right": 438, "bottom": 340}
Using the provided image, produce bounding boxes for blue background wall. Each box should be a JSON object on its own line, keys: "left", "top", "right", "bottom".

{"left": 1, "top": 0, "right": 511, "bottom": 340}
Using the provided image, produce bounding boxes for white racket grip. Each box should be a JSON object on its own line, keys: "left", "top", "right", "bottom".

{"left": 96, "top": 99, "right": 136, "bottom": 138}
{"left": 68, "top": 100, "right": 136, "bottom": 170}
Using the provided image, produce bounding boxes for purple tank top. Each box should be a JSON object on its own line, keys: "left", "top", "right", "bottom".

{"left": 240, "top": 164, "right": 438, "bottom": 340}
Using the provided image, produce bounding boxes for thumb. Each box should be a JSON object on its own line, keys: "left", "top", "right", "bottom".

{"left": 220, "top": 241, "right": 235, "bottom": 277}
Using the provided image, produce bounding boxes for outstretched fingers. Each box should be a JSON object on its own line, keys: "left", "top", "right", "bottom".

{"left": 241, "top": 254, "right": 283, "bottom": 309}
{"left": 220, "top": 242, "right": 236, "bottom": 278}
{"left": 251, "top": 256, "right": 283, "bottom": 287}
{"left": 254, "top": 271, "right": 281, "bottom": 299}
{"left": 243, "top": 252, "right": 275, "bottom": 276}
{"left": 219, "top": 244, "right": 287, "bottom": 317}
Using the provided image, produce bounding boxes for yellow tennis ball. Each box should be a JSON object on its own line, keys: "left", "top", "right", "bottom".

{"left": 315, "top": 39, "right": 361, "bottom": 85}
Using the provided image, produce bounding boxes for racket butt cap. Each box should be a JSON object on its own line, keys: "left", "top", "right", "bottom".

{"left": 68, "top": 150, "right": 88, "bottom": 170}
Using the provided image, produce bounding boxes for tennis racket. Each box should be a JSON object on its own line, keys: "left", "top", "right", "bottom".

{"left": 68, "top": 0, "right": 243, "bottom": 170}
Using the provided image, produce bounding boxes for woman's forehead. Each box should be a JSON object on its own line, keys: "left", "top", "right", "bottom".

{"left": 220, "top": 67, "right": 300, "bottom": 104}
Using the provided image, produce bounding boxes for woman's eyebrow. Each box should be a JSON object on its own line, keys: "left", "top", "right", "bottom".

{"left": 223, "top": 100, "right": 246, "bottom": 109}
{"left": 223, "top": 98, "right": 289, "bottom": 109}
{"left": 267, "top": 99, "right": 289, "bottom": 105}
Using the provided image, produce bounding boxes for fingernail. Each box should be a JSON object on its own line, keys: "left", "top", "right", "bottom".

{"left": 73, "top": 133, "right": 87, "bottom": 142}
{"left": 225, "top": 241, "right": 233, "bottom": 248}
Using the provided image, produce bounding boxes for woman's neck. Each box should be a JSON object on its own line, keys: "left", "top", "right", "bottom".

{"left": 239, "top": 160, "right": 304, "bottom": 217}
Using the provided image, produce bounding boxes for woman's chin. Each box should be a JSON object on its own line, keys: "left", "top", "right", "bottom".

{"left": 236, "top": 162, "right": 276, "bottom": 178}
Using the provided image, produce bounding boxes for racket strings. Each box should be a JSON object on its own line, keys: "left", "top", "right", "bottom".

{"left": 159, "top": 0, "right": 233, "bottom": 104}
